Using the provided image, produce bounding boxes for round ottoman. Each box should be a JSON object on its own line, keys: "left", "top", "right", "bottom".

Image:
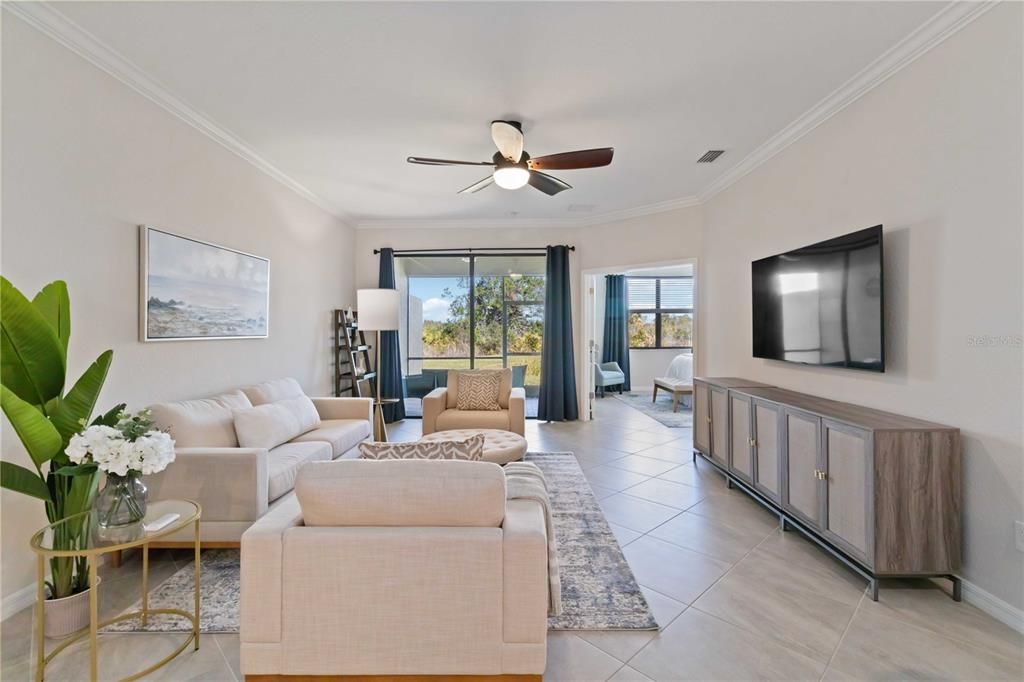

{"left": 419, "top": 428, "right": 528, "bottom": 465}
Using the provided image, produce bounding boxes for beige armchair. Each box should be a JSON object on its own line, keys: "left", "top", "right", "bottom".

{"left": 422, "top": 369, "right": 526, "bottom": 436}
{"left": 240, "top": 459, "right": 548, "bottom": 678}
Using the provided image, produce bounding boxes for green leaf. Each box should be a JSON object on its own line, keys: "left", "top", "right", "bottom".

{"left": 50, "top": 350, "right": 113, "bottom": 443}
{"left": 0, "top": 385, "right": 63, "bottom": 468}
{"left": 52, "top": 463, "right": 98, "bottom": 477}
{"left": 90, "top": 403, "right": 125, "bottom": 427}
{"left": 31, "top": 281, "right": 70, "bottom": 358}
{"left": 0, "top": 277, "right": 66, "bottom": 407}
{"left": 0, "top": 461, "right": 51, "bottom": 501}
{"left": 63, "top": 470, "right": 99, "bottom": 517}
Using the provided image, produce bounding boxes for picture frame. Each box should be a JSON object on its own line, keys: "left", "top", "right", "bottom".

{"left": 139, "top": 225, "right": 270, "bottom": 342}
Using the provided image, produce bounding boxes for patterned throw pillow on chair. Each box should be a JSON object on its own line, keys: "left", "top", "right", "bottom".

{"left": 359, "top": 434, "right": 485, "bottom": 461}
{"left": 456, "top": 371, "right": 502, "bottom": 411}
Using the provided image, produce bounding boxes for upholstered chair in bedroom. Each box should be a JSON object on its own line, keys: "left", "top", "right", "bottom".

{"left": 594, "top": 361, "right": 626, "bottom": 397}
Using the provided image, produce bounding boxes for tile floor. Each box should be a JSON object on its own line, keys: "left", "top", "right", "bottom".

{"left": 2, "top": 397, "right": 1021, "bottom": 680}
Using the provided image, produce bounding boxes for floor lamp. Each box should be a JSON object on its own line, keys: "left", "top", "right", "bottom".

{"left": 357, "top": 288, "right": 400, "bottom": 442}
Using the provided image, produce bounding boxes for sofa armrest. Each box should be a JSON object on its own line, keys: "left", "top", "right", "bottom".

{"left": 240, "top": 494, "right": 304, "bottom": 645}
{"left": 311, "top": 396, "right": 373, "bottom": 422}
{"left": 145, "top": 447, "right": 269, "bottom": 522}
{"left": 422, "top": 387, "right": 447, "bottom": 435}
{"left": 509, "top": 387, "right": 526, "bottom": 436}
{"left": 501, "top": 498, "right": 548, "bottom": 646}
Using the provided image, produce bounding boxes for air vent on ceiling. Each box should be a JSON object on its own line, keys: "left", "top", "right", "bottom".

{"left": 697, "top": 150, "right": 725, "bottom": 163}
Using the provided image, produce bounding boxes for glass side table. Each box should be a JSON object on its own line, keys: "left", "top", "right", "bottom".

{"left": 29, "top": 499, "right": 201, "bottom": 681}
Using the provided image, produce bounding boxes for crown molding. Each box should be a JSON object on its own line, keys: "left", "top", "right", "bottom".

{"left": 697, "top": 0, "right": 999, "bottom": 203}
{"left": 355, "top": 195, "right": 702, "bottom": 230}
{"left": 3, "top": 1, "right": 351, "bottom": 225}
{"left": 7, "top": 1, "right": 994, "bottom": 231}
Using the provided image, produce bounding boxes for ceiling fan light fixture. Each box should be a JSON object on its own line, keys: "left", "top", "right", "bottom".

{"left": 493, "top": 166, "right": 530, "bottom": 190}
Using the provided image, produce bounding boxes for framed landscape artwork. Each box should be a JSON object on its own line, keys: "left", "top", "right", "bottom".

{"left": 139, "top": 226, "right": 270, "bottom": 341}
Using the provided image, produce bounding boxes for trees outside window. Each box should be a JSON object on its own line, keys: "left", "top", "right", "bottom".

{"left": 627, "top": 277, "right": 693, "bottom": 349}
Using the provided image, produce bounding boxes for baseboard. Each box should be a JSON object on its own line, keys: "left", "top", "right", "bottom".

{"left": 2, "top": 554, "right": 112, "bottom": 622}
{"left": 961, "top": 578, "right": 1024, "bottom": 634}
{"left": 1, "top": 581, "right": 37, "bottom": 621}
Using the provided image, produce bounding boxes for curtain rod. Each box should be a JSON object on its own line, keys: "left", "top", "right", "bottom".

{"left": 373, "top": 246, "right": 575, "bottom": 255}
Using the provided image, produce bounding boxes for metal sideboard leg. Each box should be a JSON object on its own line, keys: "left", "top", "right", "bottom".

{"left": 950, "top": 575, "right": 962, "bottom": 602}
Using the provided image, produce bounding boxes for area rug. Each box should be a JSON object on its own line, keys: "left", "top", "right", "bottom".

{"left": 613, "top": 391, "right": 694, "bottom": 428}
{"left": 106, "top": 452, "right": 657, "bottom": 633}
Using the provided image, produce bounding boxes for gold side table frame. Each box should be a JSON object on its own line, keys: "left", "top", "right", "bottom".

{"left": 30, "top": 499, "right": 202, "bottom": 681}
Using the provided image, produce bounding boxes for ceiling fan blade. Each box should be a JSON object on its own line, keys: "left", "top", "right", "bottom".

{"left": 458, "top": 175, "right": 496, "bottom": 194}
{"left": 528, "top": 171, "right": 572, "bottom": 196}
{"left": 528, "top": 147, "right": 614, "bottom": 171}
{"left": 490, "top": 121, "right": 524, "bottom": 163}
{"left": 407, "top": 156, "right": 494, "bottom": 166}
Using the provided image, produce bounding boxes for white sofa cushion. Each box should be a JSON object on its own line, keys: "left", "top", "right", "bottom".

{"left": 292, "top": 419, "right": 370, "bottom": 458}
{"left": 358, "top": 434, "right": 484, "bottom": 461}
{"left": 278, "top": 395, "right": 321, "bottom": 433}
{"left": 234, "top": 403, "right": 304, "bottom": 450}
{"left": 267, "top": 441, "right": 332, "bottom": 502}
{"left": 295, "top": 459, "right": 506, "bottom": 527}
{"left": 149, "top": 390, "right": 252, "bottom": 448}
{"left": 242, "top": 377, "right": 305, "bottom": 406}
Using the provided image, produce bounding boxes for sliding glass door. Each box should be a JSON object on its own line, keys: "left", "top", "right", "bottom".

{"left": 398, "top": 253, "right": 545, "bottom": 417}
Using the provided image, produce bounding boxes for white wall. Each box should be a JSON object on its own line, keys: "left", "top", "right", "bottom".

{"left": 354, "top": 206, "right": 703, "bottom": 414}
{"left": 700, "top": 5, "right": 1023, "bottom": 613}
{"left": 1, "top": 17, "right": 356, "bottom": 606}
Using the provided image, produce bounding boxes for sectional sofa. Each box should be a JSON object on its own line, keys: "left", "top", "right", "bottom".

{"left": 145, "top": 378, "right": 372, "bottom": 546}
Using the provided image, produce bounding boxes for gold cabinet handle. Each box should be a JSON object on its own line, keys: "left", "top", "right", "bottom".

{"left": 748, "top": 438, "right": 757, "bottom": 447}
{"left": 813, "top": 469, "right": 828, "bottom": 480}
{"left": 707, "top": 416, "right": 712, "bottom": 423}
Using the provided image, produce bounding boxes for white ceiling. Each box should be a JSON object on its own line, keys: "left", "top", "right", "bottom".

{"left": 51, "top": 1, "right": 945, "bottom": 225}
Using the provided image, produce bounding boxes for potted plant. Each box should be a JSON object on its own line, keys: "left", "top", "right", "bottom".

{"left": 0, "top": 277, "right": 117, "bottom": 638}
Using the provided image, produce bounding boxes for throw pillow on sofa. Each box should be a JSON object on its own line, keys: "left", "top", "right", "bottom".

{"left": 455, "top": 372, "right": 502, "bottom": 411}
{"left": 359, "top": 434, "right": 485, "bottom": 461}
{"left": 234, "top": 402, "right": 306, "bottom": 450}
{"left": 277, "top": 395, "right": 321, "bottom": 433}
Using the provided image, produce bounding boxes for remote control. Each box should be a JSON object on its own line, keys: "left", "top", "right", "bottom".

{"left": 144, "top": 513, "right": 181, "bottom": 532}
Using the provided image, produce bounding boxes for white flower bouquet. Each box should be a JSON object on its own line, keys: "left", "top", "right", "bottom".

{"left": 65, "top": 409, "right": 175, "bottom": 531}
{"left": 65, "top": 409, "right": 175, "bottom": 476}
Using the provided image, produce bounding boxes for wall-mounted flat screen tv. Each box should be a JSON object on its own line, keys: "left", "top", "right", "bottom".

{"left": 752, "top": 225, "right": 884, "bottom": 372}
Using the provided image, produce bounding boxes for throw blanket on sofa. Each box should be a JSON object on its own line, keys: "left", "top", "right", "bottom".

{"left": 504, "top": 462, "right": 562, "bottom": 616}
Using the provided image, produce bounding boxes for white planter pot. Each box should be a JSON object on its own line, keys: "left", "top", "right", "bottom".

{"left": 44, "top": 577, "right": 100, "bottom": 639}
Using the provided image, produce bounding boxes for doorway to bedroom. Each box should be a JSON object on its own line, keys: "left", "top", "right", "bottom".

{"left": 583, "top": 261, "right": 697, "bottom": 428}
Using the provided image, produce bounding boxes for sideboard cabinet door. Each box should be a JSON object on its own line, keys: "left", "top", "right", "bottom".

{"left": 729, "top": 392, "right": 753, "bottom": 483}
{"left": 752, "top": 399, "right": 783, "bottom": 503}
{"left": 693, "top": 382, "right": 711, "bottom": 454}
{"left": 822, "top": 420, "right": 873, "bottom": 564}
{"left": 709, "top": 386, "right": 729, "bottom": 468}
{"left": 783, "top": 408, "right": 823, "bottom": 529}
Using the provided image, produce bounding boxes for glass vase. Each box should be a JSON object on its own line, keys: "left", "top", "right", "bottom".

{"left": 95, "top": 473, "right": 147, "bottom": 532}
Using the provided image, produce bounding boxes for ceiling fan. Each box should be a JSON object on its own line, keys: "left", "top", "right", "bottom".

{"left": 407, "top": 121, "right": 613, "bottom": 195}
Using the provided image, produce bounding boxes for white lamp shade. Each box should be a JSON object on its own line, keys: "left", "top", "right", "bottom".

{"left": 356, "top": 288, "right": 400, "bottom": 331}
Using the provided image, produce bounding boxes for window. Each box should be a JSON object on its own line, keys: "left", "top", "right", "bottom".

{"left": 627, "top": 276, "right": 693, "bottom": 349}
{"left": 402, "top": 254, "right": 546, "bottom": 413}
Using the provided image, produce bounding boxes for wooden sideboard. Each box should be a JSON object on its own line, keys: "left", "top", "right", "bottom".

{"left": 693, "top": 377, "right": 961, "bottom": 601}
